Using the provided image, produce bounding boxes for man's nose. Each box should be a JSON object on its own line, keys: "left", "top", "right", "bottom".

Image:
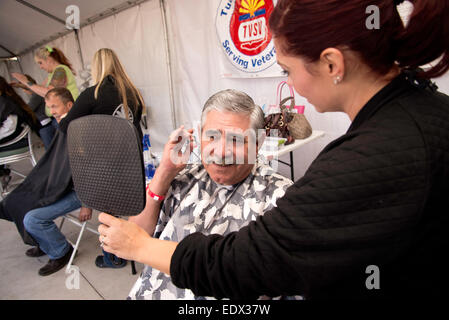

{"left": 219, "top": 138, "right": 233, "bottom": 157}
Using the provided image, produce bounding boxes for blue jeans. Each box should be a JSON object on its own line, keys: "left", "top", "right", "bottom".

{"left": 23, "top": 191, "right": 82, "bottom": 260}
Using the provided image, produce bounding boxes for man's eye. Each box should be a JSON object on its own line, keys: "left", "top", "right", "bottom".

{"left": 281, "top": 69, "right": 289, "bottom": 76}
{"left": 228, "top": 136, "right": 243, "bottom": 144}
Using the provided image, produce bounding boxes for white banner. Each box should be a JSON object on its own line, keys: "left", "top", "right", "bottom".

{"left": 215, "top": 0, "right": 283, "bottom": 78}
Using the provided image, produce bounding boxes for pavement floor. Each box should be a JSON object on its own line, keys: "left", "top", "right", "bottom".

{"left": 0, "top": 156, "right": 144, "bottom": 300}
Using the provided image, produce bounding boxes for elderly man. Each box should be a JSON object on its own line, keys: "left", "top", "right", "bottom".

{"left": 99, "top": 89, "right": 293, "bottom": 299}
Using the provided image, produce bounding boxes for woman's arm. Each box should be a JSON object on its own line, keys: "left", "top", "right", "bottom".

{"left": 11, "top": 69, "right": 70, "bottom": 98}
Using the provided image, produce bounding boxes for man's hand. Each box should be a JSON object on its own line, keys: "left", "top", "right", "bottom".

{"left": 158, "top": 125, "right": 195, "bottom": 179}
{"left": 78, "top": 207, "right": 92, "bottom": 222}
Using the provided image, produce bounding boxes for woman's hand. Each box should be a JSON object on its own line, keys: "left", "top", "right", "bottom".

{"left": 98, "top": 212, "right": 151, "bottom": 262}
{"left": 98, "top": 212, "right": 178, "bottom": 275}
{"left": 9, "top": 81, "right": 27, "bottom": 90}
{"left": 11, "top": 73, "right": 27, "bottom": 85}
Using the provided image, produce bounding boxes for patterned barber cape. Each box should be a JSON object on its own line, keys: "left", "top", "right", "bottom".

{"left": 127, "top": 162, "right": 293, "bottom": 300}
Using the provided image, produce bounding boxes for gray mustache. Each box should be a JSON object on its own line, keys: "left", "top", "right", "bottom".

{"left": 204, "top": 155, "right": 235, "bottom": 165}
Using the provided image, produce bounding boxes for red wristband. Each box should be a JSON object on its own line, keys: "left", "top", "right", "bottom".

{"left": 146, "top": 185, "right": 165, "bottom": 201}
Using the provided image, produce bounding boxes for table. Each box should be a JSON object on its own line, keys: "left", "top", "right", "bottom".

{"left": 259, "top": 130, "right": 325, "bottom": 181}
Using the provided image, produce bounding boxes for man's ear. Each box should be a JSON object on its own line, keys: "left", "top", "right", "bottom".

{"left": 67, "top": 101, "right": 74, "bottom": 110}
{"left": 320, "top": 48, "right": 345, "bottom": 79}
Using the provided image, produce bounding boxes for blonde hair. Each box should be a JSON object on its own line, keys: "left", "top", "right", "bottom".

{"left": 34, "top": 46, "right": 75, "bottom": 74}
{"left": 91, "top": 48, "right": 144, "bottom": 118}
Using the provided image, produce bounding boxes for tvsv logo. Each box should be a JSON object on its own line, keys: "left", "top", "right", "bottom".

{"left": 216, "top": 0, "right": 277, "bottom": 73}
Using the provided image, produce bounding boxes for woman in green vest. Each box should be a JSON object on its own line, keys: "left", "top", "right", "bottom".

{"left": 11, "top": 46, "right": 79, "bottom": 141}
{"left": 12, "top": 46, "right": 79, "bottom": 102}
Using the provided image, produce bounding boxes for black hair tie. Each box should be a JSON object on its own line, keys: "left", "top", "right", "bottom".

{"left": 403, "top": 68, "right": 438, "bottom": 92}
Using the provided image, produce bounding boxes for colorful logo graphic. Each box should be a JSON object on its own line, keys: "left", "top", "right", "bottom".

{"left": 216, "top": 0, "right": 277, "bottom": 73}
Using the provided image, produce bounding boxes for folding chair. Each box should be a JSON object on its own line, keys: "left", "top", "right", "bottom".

{"left": 58, "top": 209, "right": 100, "bottom": 272}
{"left": 0, "top": 125, "right": 40, "bottom": 196}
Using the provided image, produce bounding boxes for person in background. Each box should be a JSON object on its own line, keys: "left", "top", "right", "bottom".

{"left": 0, "top": 48, "right": 144, "bottom": 275}
{"left": 22, "top": 88, "right": 89, "bottom": 276}
{"left": 98, "top": 0, "right": 449, "bottom": 300}
{"left": 11, "top": 75, "right": 55, "bottom": 149}
{"left": 11, "top": 46, "right": 79, "bottom": 132}
{"left": 58, "top": 47, "right": 144, "bottom": 269}
{"left": 0, "top": 76, "right": 39, "bottom": 189}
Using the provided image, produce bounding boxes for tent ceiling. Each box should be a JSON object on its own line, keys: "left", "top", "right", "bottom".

{"left": 0, "top": 0, "right": 148, "bottom": 58}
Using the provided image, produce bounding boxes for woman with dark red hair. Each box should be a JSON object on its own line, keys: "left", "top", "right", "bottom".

{"left": 99, "top": 0, "right": 449, "bottom": 300}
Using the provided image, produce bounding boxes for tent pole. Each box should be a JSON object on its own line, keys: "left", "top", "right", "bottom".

{"left": 159, "top": 0, "right": 177, "bottom": 130}
{"left": 74, "top": 30, "right": 85, "bottom": 68}
{"left": 4, "top": 61, "right": 11, "bottom": 80}
{"left": 17, "top": 59, "right": 24, "bottom": 74}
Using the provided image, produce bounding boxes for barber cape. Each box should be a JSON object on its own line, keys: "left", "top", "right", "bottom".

{"left": 128, "top": 162, "right": 293, "bottom": 300}
{"left": 0, "top": 130, "right": 73, "bottom": 245}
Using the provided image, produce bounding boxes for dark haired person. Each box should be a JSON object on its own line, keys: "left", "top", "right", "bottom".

{"left": 99, "top": 0, "right": 449, "bottom": 300}
{"left": 0, "top": 76, "right": 39, "bottom": 188}
{"left": 0, "top": 76, "right": 39, "bottom": 144}
{"left": 11, "top": 75, "right": 55, "bottom": 149}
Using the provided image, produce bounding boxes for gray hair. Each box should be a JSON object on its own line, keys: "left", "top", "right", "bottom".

{"left": 201, "top": 89, "right": 264, "bottom": 131}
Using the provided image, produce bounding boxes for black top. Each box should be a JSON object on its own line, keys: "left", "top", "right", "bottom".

{"left": 59, "top": 75, "right": 143, "bottom": 138}
{"left": 170, "top": 73, "right": 449, "bottom": 300}
{"left": 0, "top": 95, "right": 30, "bottom": 145}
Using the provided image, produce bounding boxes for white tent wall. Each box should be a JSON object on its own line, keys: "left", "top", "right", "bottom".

{"left": 1, "top": 0, "right": 449, "bottom": 180}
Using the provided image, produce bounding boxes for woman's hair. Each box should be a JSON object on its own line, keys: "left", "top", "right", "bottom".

{"left": 0, "top": 76, "right": 38, "bottom": 127}
{"left": 34, "top": 46, "right": 76, "bottom": 74}
{"left": 91, "top": 48, "right": 144, "bottom": 119}
{"left": 269, "top": 0, "right": 449, "bottom": 79}
{"left": 201, "top": 89, "right": 265, "bottom": 132}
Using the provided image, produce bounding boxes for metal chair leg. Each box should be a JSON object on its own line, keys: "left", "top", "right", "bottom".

{"left": 66, "top": 221, "right": 87, "bottom": 272}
